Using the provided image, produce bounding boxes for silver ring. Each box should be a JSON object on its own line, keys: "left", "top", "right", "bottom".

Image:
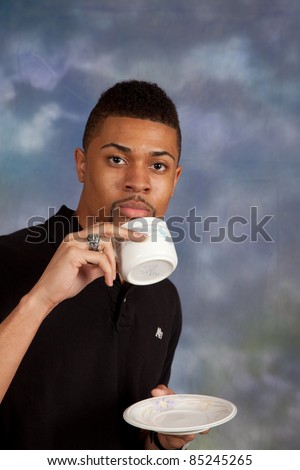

{"left": 87, "top": 233, "right": 100, "bottom": 251}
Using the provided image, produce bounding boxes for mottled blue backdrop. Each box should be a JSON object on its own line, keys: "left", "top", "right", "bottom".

{"left": 1, "top": 0, "right": 299, "bottom": 449}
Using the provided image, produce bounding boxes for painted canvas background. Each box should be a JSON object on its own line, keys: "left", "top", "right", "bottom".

{"left": 1, "top": 0, "right": 299, "bottom": 449}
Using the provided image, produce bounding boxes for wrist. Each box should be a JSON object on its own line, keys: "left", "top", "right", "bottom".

{"left": 150, "top": 431, "right": 167, "bottom": 450}
{"left": 149, "top": 431, "right": 188, "bottom": 450}
{"left": 20, "top": 291, "right": 55, "bottom": 323}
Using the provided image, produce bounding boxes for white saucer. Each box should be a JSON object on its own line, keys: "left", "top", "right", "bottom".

{"left": 123, "top": 394, "right": 237, "bottom": 435}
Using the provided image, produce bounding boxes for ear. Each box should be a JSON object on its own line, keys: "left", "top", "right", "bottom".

{"left": 74, "top": 148, "right": 86, "bottom": 183}
{"left": 171, "top": 164, "right": 182, "bottom": 197}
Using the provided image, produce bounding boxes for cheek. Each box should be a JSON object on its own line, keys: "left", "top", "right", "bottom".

{"left": 88, "top": 168, "right": 117, "bottom": 192}
{"left": 152, "top": 175, "right": 176, "bottom": 196}
{"left": 151, "top": 180, "right": 174, "bottom": 209}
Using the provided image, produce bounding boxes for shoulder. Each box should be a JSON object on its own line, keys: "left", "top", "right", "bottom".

{"left": 153, "top": 278, "right": 181, "bottom": 301}
{"left": 0, "top": 206, "right": 75, "bottom": 318}
{"left": 0, "top": 205, "right": 75, "bottom": 261}
{"left": 0, "top": 226, "right": 53, "bottom": 319}
{"left": 0, "top": 225, "right": 52, "bottom": 264}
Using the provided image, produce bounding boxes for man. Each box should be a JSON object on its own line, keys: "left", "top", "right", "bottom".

{"left": 0, "top": 80, "right": 197, "bottom": 449}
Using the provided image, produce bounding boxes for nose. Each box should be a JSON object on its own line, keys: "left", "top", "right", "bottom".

{"left": 123, "top": 164, "right": 151, "bottom": 194}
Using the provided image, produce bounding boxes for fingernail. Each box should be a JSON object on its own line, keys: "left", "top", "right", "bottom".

{"left": 134, "top": 232, "right": 148, "bottom": 239}
{"left": 106, "top": 275, "right": 114, "bottom": 287}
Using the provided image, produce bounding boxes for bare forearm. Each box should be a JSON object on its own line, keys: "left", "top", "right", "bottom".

{"left": 0, "top": 293, "right": 52, "bottom": 403}
{"left": 0, "top": 222, "right": 143, "bottom": 404}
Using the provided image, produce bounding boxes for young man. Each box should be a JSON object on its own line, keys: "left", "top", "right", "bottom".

{"left": 0, "top": 80, "right": 196, "bottom": 449}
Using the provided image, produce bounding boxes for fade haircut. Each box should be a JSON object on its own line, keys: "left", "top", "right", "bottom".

{"left": 82, "top": 80, "right": 181, "bottom": 159}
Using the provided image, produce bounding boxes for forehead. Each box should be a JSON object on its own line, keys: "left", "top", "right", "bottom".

{"left": 91, "top": 116, "right": 179, "bottom": 160}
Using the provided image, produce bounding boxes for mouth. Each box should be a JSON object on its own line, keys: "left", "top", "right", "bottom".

{"left": 112, "top": 197, "right": 155, "bottom": 220}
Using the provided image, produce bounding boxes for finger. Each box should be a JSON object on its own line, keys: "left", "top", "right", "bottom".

{"left": 88, "top": 233, "right": 117, "bottom": 280}
{"left": 151, "top": 384, "right": 175, "bottom": 397}
{"left": 66, "top": 229, "right": 116, "bottom": 282}
{"left": 117, "top": 228, "right": 148, "bottom": 242}
{"left": 71, "top": 223, "right": 148, "bottom": 244}
{"left": 63, "top": 243, "right": 115, "bottom": 286}
{"left": 100, "top": 241, "right": 116, "bottom": 281}
{"left": 199, "top": 428, "right": 210, "bottom": 434}
{"left": 85, "top": 250, "right": 115, "bottom": 287}
{"left": 101, "top": 223, "right": 148, "bottom": 243}
{"left": 183, "top": 433, "right": 197, "bottom": 442}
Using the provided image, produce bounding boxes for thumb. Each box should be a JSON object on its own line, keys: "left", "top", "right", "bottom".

{"left": 151, "top": 384, "right": 175, "bottom": 397}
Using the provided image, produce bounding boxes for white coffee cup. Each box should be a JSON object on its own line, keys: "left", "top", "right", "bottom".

{"left": 114, "top": 217, "right": 177, "bottom": 285}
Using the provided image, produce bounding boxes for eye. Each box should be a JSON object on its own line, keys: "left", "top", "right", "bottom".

{"left": 108, "top": 156, "right": 126, "bottom": 165}
{"left": 150, "top": 162, "right": 167, "bottom": 172}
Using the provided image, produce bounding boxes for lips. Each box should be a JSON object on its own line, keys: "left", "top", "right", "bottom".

{"left": 118, "top": 200, "right": 153, "bottom": 219}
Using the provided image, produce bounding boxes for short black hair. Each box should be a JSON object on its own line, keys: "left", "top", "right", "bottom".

{"left": 82, "top": 80, "right": 181, "bottom": 158}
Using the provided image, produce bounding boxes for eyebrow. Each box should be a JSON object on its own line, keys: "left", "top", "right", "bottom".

{"left": 100, "top": 143, "right": 176, "bottom": 162}
{"left": 101, "top": 143, "right": 131, "bottom": 153}
{"left": 149, "top": 150, "right": 175, "bottom": 162}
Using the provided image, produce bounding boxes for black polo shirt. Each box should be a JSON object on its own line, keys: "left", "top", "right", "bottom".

{"left": 0, "top": 206, "right": 182, "bottom": 449}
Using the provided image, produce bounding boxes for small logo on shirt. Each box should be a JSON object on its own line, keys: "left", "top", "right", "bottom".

{"left": 155, "top": 327, "right": 164, "bottom": 340}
